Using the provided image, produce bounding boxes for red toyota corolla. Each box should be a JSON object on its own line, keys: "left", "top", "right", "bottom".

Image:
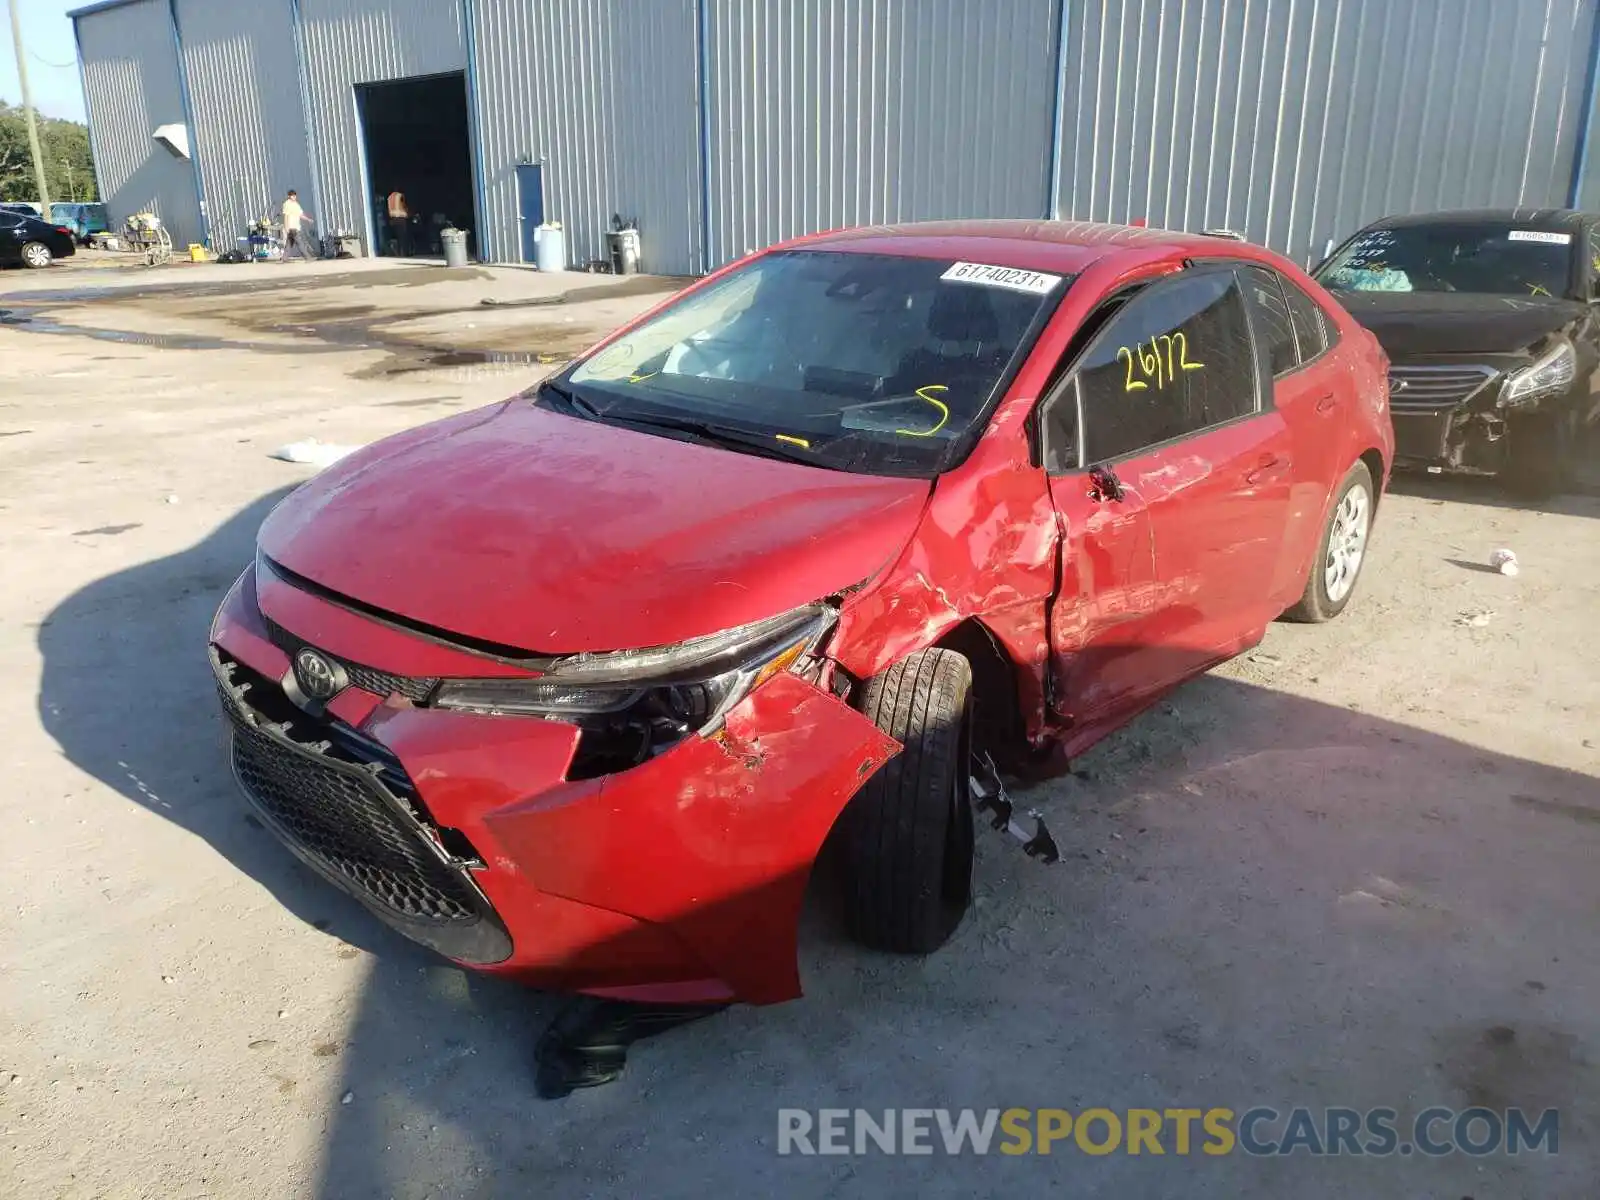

{"left": 211, "top": 221, "right": 1392, "bottom": 1006}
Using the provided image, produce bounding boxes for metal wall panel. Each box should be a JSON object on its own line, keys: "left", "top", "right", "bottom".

{"left": 704, "top": 0, "right": 1060, "bottom": 266}
{"left": 1055, "top": 0, "right": 1600, "bottom": 266}
{"left": 471, "top": 0, "right": 702, "bottom": 272}
{"left": 175, "top": 0, "right": 313, "bottom": 253}
{"left": 75, "top": 0, "right": 203, "bottom": 245}
{"left": 298, "top": 0, "right": 468, "bottom": 251}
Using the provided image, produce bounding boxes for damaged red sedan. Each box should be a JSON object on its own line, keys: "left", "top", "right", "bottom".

{"left": 210, "top": 221, "right": 1392, "bottom": 1007}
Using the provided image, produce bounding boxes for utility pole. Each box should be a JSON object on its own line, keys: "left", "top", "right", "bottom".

{"left": 7, "top": 0, "right": 51, "bottom": 211}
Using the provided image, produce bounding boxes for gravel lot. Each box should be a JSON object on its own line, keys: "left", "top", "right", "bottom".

{"left": 2, "top": 258, "right": 1598, "bottom": 1199}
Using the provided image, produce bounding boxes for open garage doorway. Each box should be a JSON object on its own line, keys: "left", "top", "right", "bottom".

{"left": 356, "top": 72, "right": 477, "bottom": 260}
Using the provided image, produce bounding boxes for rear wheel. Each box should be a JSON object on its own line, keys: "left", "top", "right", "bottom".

{"left": 20, "top": 241, "right": 52, "bottom": 269}
{"left": 1286, "top": 461, "right": 1374, "bottom": 623}
{"left": 841, "top": 649, "right": 974, "bottom": 953}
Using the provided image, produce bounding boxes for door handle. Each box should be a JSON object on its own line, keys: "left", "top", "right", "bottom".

{"left": 1315, "top": 394, "right": 1337, "bottom": 413}
{"left": 1245, "top": 454, "right": 1283, "bottom": 485}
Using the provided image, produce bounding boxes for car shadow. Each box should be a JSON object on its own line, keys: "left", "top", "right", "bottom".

{"left": 36, "top": 485, "right": 403, "bottom": 958}
{"left": 1386, "top": 468, "right": 1600, "bottom": 517}
{"left": 36, "top": 490, "right": 1600, "bottom": 1198}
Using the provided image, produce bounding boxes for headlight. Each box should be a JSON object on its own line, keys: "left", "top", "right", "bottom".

{"left": 1501, "top": 340, "right": 1575, "bottom": 408}
{"left": 432, "top": 604, "right": 835, "bottom": 732}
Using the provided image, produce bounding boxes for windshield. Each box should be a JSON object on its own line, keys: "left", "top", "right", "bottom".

{"left": 561, "top": 250, "right": 1066, "bottom": 477}
{"left": 1317, "top": 223, "right": 1576, "bottom": 298}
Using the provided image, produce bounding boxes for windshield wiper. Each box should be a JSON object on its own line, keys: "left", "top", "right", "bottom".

{"left": 538, "top": 383, "right": 827, "bottom": 466}
{"left": 603, "top": 410, "right": 826, "bottom": 466}
{"left": 537, "top": 379, "right": 602, "bottom": 420}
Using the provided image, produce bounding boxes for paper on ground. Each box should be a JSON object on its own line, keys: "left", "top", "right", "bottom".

{"left": 270, "top": 438, "right": 360, "bottom": 468}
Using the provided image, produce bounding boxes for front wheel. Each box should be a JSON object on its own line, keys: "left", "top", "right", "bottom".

{"left": 1286, "top": 460, "right": 1375, "bottom": 623}
{"left": 20, "top": 241, "right": 52, "bottom": 269}
{"left": 840, "top": 648, "right": 974, "bottom": 953}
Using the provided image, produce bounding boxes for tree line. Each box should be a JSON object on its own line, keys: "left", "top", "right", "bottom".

{"left": 0, "top": 102, "right": 98, "bottom": 204}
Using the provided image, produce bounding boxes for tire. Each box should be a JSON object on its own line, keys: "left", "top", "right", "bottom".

{"left": 840, "top": 648, "right": 975, "bottom": 953}
{"left": 1503, "top": 409, "right": 1574, "bottom": 499}
{"left": 1286, "top": 460, "right": 1375, "bottom": 623}
{"left": 20, "top": 241, "right": 52, "bottom": 269}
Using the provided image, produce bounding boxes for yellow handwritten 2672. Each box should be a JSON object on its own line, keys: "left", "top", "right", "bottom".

{"left": 1117, "top": 333, "right": 1203, "bottom": 392}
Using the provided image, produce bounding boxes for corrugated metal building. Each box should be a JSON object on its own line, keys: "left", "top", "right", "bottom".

{"left": 72, "top": 0, "right": 1600, "bottom": 275}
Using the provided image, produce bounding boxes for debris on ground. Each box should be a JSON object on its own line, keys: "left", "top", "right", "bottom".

{"left": 270, "top": 439, "right": 360, "bottom": 469}
{"left": 1455, "top": 609, "right": 1497, "bottom": 628}
{"left": 1490, "top": 548, "right": 1520, "bottom": 576}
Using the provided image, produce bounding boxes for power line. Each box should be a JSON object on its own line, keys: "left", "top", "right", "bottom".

{"left": 29, "top": 49, "right": 78, "bottom": 71}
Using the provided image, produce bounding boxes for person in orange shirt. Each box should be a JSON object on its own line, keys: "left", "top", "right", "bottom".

{"left": 386, "top": 190, "right": 411, "bottom": 257}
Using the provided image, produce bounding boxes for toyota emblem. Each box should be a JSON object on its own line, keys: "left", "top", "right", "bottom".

{"left": 293, "top": 647, "right": 343, "bottom": 701}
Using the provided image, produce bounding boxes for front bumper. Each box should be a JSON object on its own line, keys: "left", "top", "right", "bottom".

{"left": 209, "top": 565, "right": 899, "bottom": 1005}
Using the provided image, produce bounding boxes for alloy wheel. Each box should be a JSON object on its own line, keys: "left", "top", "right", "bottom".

{"left": 1324, "top": 483, "right": 1370, "bottom": 604}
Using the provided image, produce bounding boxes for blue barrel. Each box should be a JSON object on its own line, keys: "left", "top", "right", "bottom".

{"left": 534, "top": 223, "right": 566, "bottom": 272}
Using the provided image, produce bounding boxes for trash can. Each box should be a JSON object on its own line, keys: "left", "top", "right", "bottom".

{"left": 441, "top": 227, "right": 470, "bottom": 268}
{"left": 605, "top": 228, "right": 641, "bottom": 275}
{"left": 534, "top": 222, "right": 566, "bottom": 272}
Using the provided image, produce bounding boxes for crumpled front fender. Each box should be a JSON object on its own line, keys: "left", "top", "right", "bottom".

{"left": 483, "top": 673, "right": 901, "bottom": 1004}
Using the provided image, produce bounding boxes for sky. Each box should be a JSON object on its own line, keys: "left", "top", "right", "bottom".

{"left": 1, "top": 0, "right": 88, "bottom": 123}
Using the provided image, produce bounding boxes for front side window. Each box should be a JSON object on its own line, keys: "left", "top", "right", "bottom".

{"left": 1073, "top": 271, "right": 1258, "bottom": 465}
{"left": 1317, "top": 223, "right": 1576, "bottom": 298}
{"left": 562, "top": 250, "right": 1067, "bottom": 478}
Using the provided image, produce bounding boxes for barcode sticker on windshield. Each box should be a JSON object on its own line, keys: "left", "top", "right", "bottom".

{"left": 1508, "top": 230, "right": 1571, "bottom": 244}
{"left": 941, "top": 262, "right": 1062, "bottom": 294}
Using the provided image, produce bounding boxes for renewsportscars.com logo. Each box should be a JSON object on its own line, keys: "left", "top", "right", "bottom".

{"left": 777, "top": 1107, "right": 1560, "bottom": 1157}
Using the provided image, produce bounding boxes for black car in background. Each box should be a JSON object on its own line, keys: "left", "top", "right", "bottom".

{"left": 1315, "top": 209, "right": 1600, "bottom": 495}
{"left": 0, "top": 208, "right": 77, "bottom": 269}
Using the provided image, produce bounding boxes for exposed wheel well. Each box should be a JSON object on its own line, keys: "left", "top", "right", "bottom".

{"left": 1359, "top": 448, "right": 1386, "bottom": 506}
{"left": 934, "top": 619, "right": 1026, "bottom": 766}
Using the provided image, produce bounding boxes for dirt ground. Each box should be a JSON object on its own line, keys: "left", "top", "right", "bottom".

{"left": 2, "top": 257, "right": 1598, "bottom": 1199}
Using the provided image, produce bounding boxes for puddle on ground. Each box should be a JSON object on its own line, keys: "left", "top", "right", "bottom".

{"left": 0, "top": 262, "right": 657, "bottom": 379}
{"left": 0, "top": 302, "right": 592, "bottom": 379}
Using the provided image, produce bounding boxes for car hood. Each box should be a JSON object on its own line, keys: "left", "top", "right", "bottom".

{"left": 1332, "top": 291, "right": 1585, "bottom": 357}
{"left": 258, "top": 400, "right": 930, "bottom": 655}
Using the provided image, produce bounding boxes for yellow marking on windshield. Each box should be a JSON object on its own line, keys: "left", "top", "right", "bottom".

{"left": 775, "top": 433, "right": 811, "bottom": 449}
{"left": 1528, "top": 284, "right": 1552, "bottom": 297}
{"left": 628, "top": 369, "right": 658, "bottom": 383}
{"left": 896, "top": 385, "right": 950, "bottom": 437}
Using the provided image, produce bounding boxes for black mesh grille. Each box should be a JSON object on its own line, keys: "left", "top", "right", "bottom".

{"left": 214, "top": 651, "right": 510, "bottom": 963}
{"left": 263, "top": 617, "right": 438, "bottom": 702}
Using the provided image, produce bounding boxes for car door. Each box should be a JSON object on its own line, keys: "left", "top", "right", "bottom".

{"left": 1036, "top": 353, "right": 1162, "bottom": 746}
{"left": 0, "top": 212, "right": 23, "bottom": 262}
{"left": 1131, "top": 268, "right": 1294, "bottom": 643}
{"left": 1247, "top": 266, "right": 1351, "bottom": 605}
{"left": 1037, "top": 268, "right": 1292, "bottom": 742}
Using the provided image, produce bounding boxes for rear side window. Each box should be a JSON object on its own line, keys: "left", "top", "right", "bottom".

{"left": 1241, "top": 267, "right": 1297, "bottom": 376}
{"left": 1072, "top": 271, "right": 1258, "bottom": 465}
{"left": 1281, "top": 277, "right": 1331, "bottom": 361}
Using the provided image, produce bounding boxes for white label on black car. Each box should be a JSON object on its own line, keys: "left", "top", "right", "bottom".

{"left": 1508, "top": 230, "right": 1571, "bottom": 244}
{"left": 941, "top": 261, "right": 1062, "bottom": 294}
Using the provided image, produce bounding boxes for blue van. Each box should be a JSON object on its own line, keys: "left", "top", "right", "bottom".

{"left": 50, "top": 202, "right": 110, "bottom": 243}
